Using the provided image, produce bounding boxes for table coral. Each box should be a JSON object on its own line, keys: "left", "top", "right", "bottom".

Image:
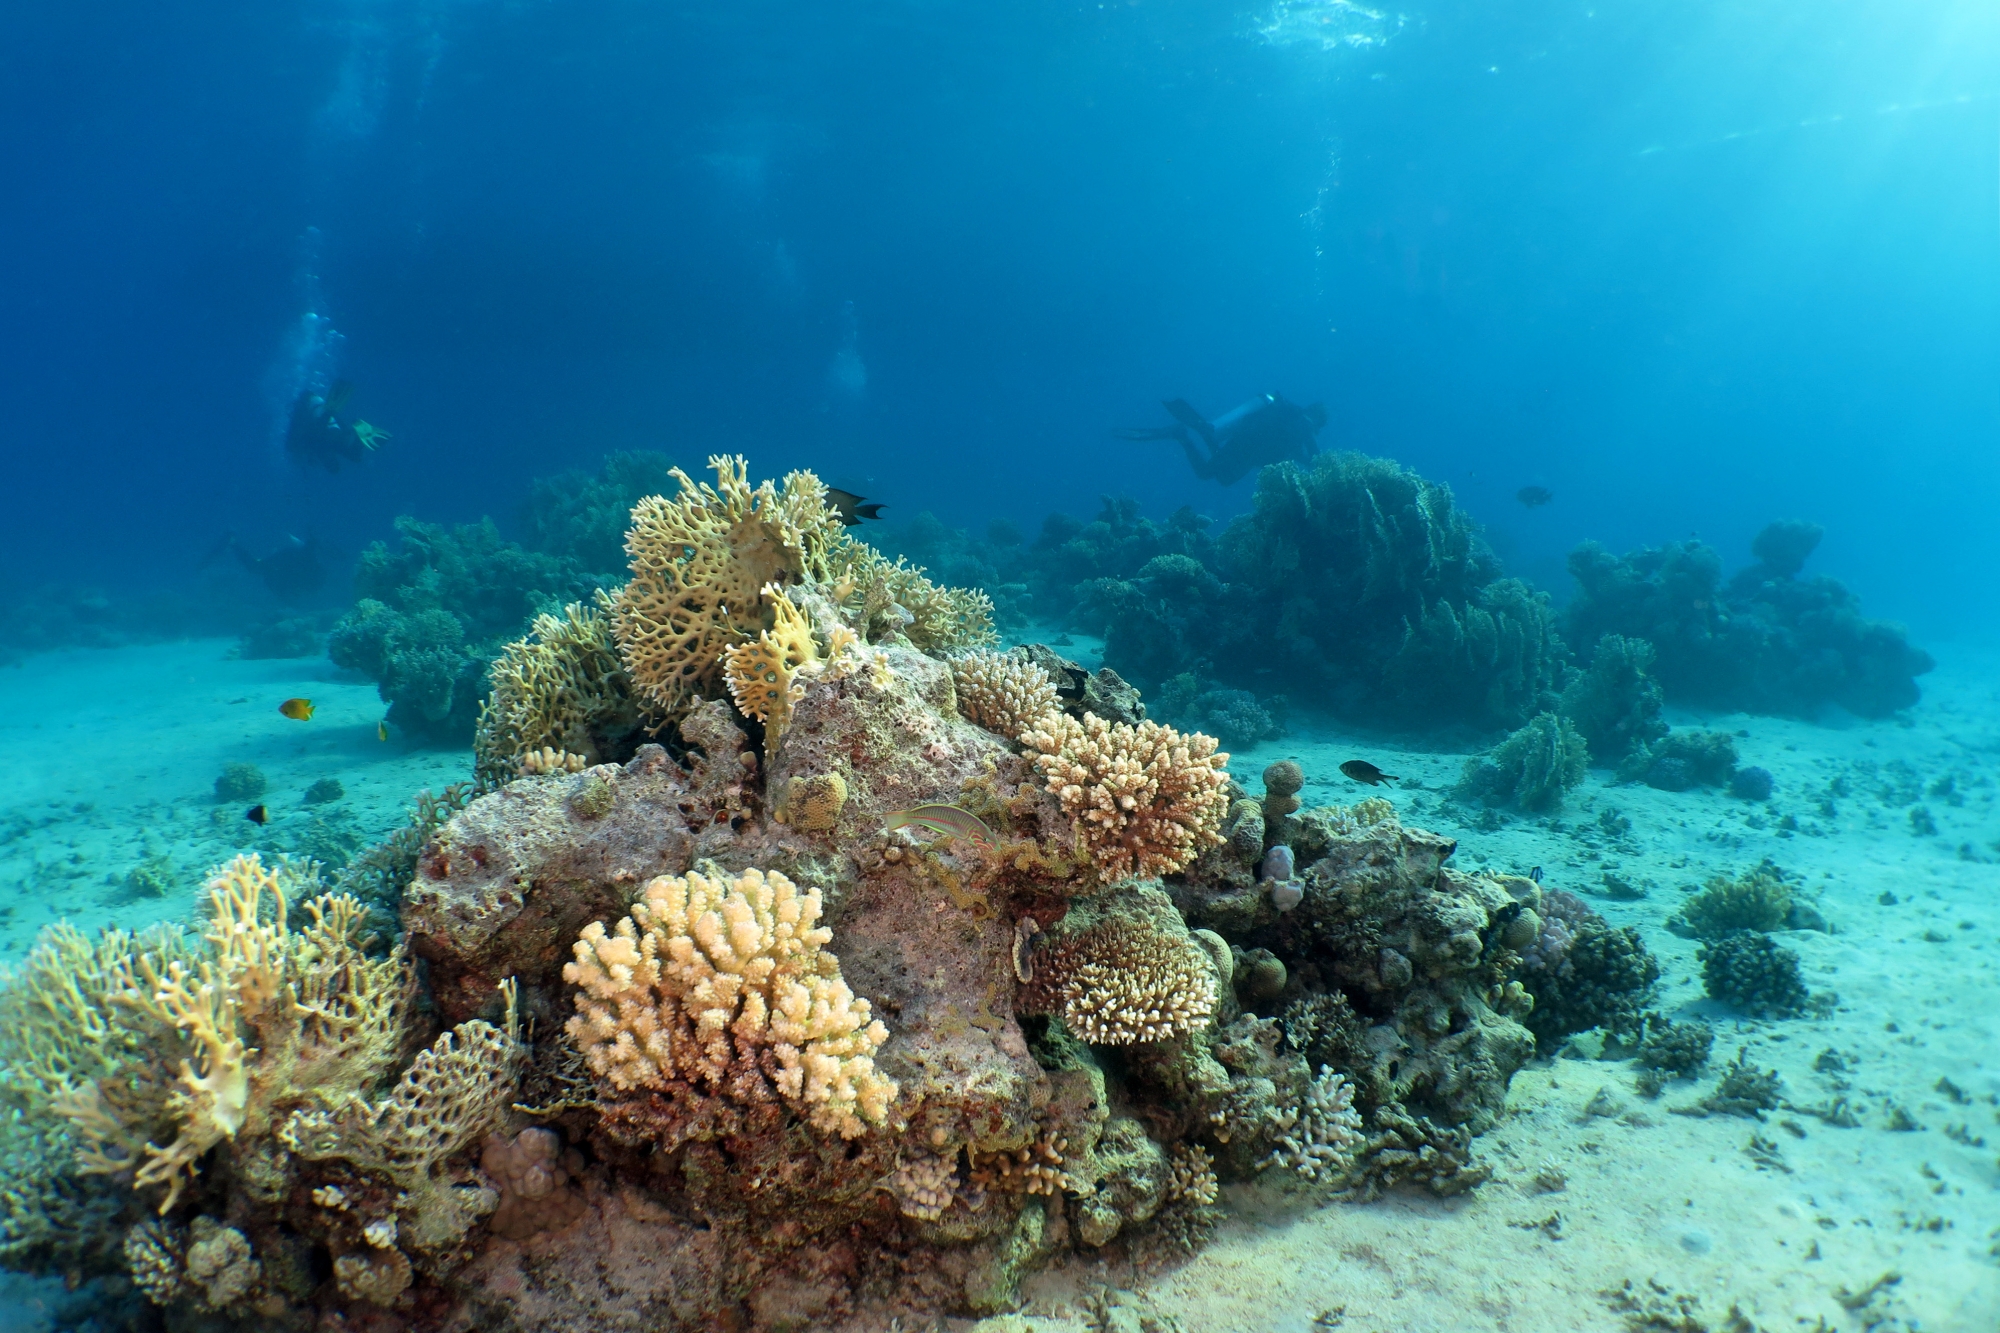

{"left": 563, "top": 866, "right": 897, "bottom": 1138}
{"left": 1019, "top": 710, "right": 1230, "bottom": 882}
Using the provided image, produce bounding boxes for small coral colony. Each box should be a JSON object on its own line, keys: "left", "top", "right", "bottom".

{"left": 0, "top": 454, "right": 1928, "bottom": 1328}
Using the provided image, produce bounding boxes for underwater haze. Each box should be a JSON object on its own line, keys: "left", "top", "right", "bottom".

{"left": 0, "top": 2, "right": 1997, "bottom": 1331}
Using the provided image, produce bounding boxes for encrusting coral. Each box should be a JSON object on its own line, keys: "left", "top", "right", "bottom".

{"left": 1019, "top": 710, "right": 1231, "bottom": 882}
{"left": 563, "top": 866, "right": 897, "bottom": 1138}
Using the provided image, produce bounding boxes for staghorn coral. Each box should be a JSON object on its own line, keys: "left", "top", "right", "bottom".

{"left": 280, "top": 980, "right": 522, "bottom": 1252}
{"left": 1019, "top": 711, "right": 1230, "bottom": 882}
{"left": 969, "top": 1125, "right": 1077, "bottom": 1197}
{"left": 475, "top": 597, "right": 637, "bottom": 788}
{"left": 1162, "top": 1142, "right": 1218, "bottom": 1207}
{"left": 1258, "top": 1067, "right": 1365, "bottom": 1182}
{"left": 851, "top": 550, "right": 999, "bottom": 653}
{"left": 28, "top": 856, "right": 414, "bottom": 1214}
{"left": 612, "top": 456, "right": 847, "bottom": 727}
{"left": 1024, "top": 916, "right": 1219, "bottom": 1045}
{"left": 563, "top": 867, "right": 896, "bottom": 1138}
{"left": 952, "top": 649, "right": 1062, "bottom": 740}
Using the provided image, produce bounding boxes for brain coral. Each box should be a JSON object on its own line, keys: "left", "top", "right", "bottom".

{"left": 610, "top": 456, "right": 846, "bottom": 726}
{"left": 951, "top": 649, "right": 1060, "bottom": 740}
{"left": 1018, "top": 711, "right": 1230, "bottom": 882}
{"left": 563, "top": 867, "right": 896, "bottom": 1138}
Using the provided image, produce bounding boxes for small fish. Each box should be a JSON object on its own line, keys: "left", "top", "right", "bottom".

{"left": 1529, "top": 866, "right": 1544, "bottom": 884}
{"left": 826, "top": 487, "right": 886, "bottom": 526}
{"left": 278, "top": 697, "right": 315, "bottom": 721}
{"left": 1516, "top": 485, "right": 1554, "bottom": 508}
{"left": 377, "top": 720, "right": 389, "bottom": 741}
{"left": 885, "top": 803, "right": 995, "bottom": 847}
{"left": 1339, "top": 759, "right": 1399, "bottom": 786}
{"left": 245, "top": 804, "right": 269, "bottom": 825}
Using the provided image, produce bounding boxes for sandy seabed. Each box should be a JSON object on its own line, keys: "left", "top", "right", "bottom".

{"left": 0, "top": 636, "right": 1994, "bottom": 1332}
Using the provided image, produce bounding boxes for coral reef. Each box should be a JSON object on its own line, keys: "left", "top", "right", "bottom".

{"left": 1456, "top": 711, "right": 1588, "bottom": 812}
{"left": 1637, "top": 1017, "right": 1714, "bottom": 1077}
{"left": 1700, "top": 930, "right": 1809, "bottom": 1018}
{"left": 1618, "top": 728, "right": 1739, "bottom": 792}
{"left": 1349, "top": 1102, "right": 1492, "bottom": 1200}
{"left": 1674, "top": 859, "right": 1795, "bottom": 940}
{"left": 473, "top": 597, "right": 640, "bottom": 788}
{"left": 1518, "top": 890, "right": 1661, "bottom": 1052}
{"left": 951, "top": 648, "right": 1062, "bottom": 741}
{"left": 1557, "top": 633, "right": 1667, "bottom": 764}
{"left": 1022, "top": 890, "right": 1220, "bottom": 1045}
{"left": 1565, "top": 524, "right": 1932, "bottom": 719}
{"left": 1257, "top": 1067, "right": 1365, "bottom": 1181}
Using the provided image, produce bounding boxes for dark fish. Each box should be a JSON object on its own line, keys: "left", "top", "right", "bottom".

{"left": 1516, "top": 486, "right": 1554, "bottom": 508}
{"left": 825, "top": 488, "right": 885, "bottom": 526}
{"left": 245, "top": 804, "right": 269, "bottom": 825}
{"left": 1339, "top": 759, "right": 1399, "bottom": 786}
{"left": 1529, "top": 866, "right": 1544, "bottom": 884}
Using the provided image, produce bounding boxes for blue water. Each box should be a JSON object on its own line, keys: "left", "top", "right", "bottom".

{"left": 2, "top": 3, "right": 1999, "bottom": 1329}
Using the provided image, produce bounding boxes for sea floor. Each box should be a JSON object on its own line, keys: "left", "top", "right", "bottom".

{"left": 0, "top": 637, "right": 1995, "bottom": 1331}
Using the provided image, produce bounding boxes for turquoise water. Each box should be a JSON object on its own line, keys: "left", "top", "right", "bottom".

{"left": 1, "top": 3, "right": 1996, "bottom": 1330}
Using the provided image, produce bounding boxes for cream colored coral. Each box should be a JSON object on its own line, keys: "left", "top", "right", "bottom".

{"left": 1320, "top": 796, "right": 1399, "bottom": 838}
{"left": 1018, "top": 712, "right": 1230, "bottom": 882}
{"left": 611, "top": 457, "right": 846, "bottom": 725}
{"left": 968, "top": 1125, "right": 1077, "bottom": 1197}
{"left": 39, "top": 855, "right": 413, "bottom": 1213}
{"left": 563, "top": 867, "right": 897, "bottom": 1137}
{"left": 951, "top": 650, "right": 1060, "bottom": 740}
{"left": 777, "top": 772, "right": 848, "bottom": 832}
{"left": 476, "top": 598, "right": 629, "bottom": 786}
{"left": 1259, "top": 1067, "right": 1364, "bottom": 1181}
{"left": 1163, "top": 1143, "right": 1218, "bottom": 1206}
{"left": 889, "top": 1146, "right": 959, "bottom": 1220}
{"left": 1025, "top": 919, "right": 1218, "bottom": 1045}
{"left": 124, "top": 1219, "right": 183, "bottom": 1306}
{"left": 334, "top": 1247, "right": 413, "bottom": 1306}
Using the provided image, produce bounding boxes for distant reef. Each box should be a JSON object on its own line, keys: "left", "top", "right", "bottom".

{"left": 1565, "top": 519, "right": 1933, "bottom": 719}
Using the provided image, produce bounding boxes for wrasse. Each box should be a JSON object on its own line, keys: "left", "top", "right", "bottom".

{"left": 885, "top": 803, "right": 995, "bottom": 847}
{"left": 278, "top": 697, "right": 315, "bottom": 721}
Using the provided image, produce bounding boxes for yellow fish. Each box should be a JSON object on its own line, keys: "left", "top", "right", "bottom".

{"left": 278, "top": 697, "right": 315, "bottom": 721}
{"left": 377, "top": 720, "right": 389, "bottom": 741}
{"left": 885, "top": 803, "right": 995, "bottom": 847}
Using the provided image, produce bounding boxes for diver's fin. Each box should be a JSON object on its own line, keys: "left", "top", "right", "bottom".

{"left": 324, "top": 379, "right": 356, "bottom": 416}
{"left": 1162, "top": 399, "right": 1219, "bottom": 448}
{"left": 1112, "top": 425, "right": 1188, "bottom": 442}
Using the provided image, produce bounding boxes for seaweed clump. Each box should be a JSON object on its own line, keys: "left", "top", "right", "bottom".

{"left": 1700, "top": 930, "right": 1809, "bottom": 1018}
{"left": 1565, "top": 522, "right": 1932, "bottom": 719}
{"left": 1457, "top": 711, "right": 1588, "bottom": 812}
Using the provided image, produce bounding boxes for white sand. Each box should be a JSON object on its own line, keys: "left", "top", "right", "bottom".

{"left": 0, "top": 638, "right": 1994, "bottom": 1331}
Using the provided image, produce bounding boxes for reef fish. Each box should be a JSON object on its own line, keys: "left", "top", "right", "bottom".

{"left": 377, "top": 720, "right": 389, "bottom": 741}
{"left": 1516, "top": 486, "right": 1554, "bottom": 508}
{"left": 278, "top": 697, "right": 315, "bottom": 721}
{"left": 825, "top": 488, "right": 885, "bottom": 526}
{"left": 1339, "top": 759, "right": 1398, "bottom": 786}
{"left": 885, "top": 803, "right": 995, "bottom": 847}
{"left": 245, "top": 804, "right": 269, "bottom": 825}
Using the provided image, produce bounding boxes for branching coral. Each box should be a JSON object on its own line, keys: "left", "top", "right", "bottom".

{"left": 475, "top": 597, "right": 635, "bottom": 788}
{"left": 1019, "top": 712, "right": 1230, "bottom": 882}
{"left": 282, "top": 981, "right": 523, "bottom": 1251}
{"left": 1699, "top": 930, "right": 1808, "bottom": 1019}
{"left": 724, "top": 586, "right": 874, "bottom": 758}
{"left": 851, "top": 552, "right": 998, "bottom": 653}
{"left": 951, "top": 649, "right": 1061, "bottom": 741}
{"left": 1258, "top": 1067, "right": 1365, "bottom": 1181}
{"left": 611, "top": 457, "right": 847, "bottom": 727}
{"left": 1675, "top": 859, "right": 1794, "bottom": 939}
{"left": 563, "top": 867, "right": 897, "bottom": 1138}
{"left": 19, "top": 856, "right": 414, "bottom": 1213}
{"left": 1023, "top": 918, "right": 1218, "bottom": 1045}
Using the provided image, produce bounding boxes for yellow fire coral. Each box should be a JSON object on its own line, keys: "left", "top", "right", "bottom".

{"left": 281, "top": 981, "right": 522, "bottom": 1252}
{"left": 611, "top": 457, "right": 847, "bottom": 726}
{"left": 474, "top": 598, "right": 632, "bottom": 787}
{"left": 722, "top": 586, "right": 874, "bottom": 758}
{"left": 563, "top": 867, "right": 896, "bottom": 1138}
{"left": 950, "top": 650, "right": 1060, "bottom": 741}
{"left": 12, "top": 856, "right": 413, "bottom": 1213}
{"left": 1018, "top": 712, "right": 1231, "bottom": 882}
{"left": 1023, "top": 917, "right": 1218, "bottom": 1045}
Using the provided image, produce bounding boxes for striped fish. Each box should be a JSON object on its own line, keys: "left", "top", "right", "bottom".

{"left": 885, "top": 803, "right": 996, "bottom": 848}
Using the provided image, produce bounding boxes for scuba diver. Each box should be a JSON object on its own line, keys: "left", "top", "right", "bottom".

{"left": 1116, "top": 392, "right": 1326, "bottom": 486}
{"left": 285, "top": 379, "right": 389, "bottom": 473}
{"left": 203, "top": 533, "right": 326, "bottom": 601}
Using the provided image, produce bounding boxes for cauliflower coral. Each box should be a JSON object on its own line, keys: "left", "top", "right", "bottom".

{"left": 1018, "top": 712, "right": 1231, "bottom": 882}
